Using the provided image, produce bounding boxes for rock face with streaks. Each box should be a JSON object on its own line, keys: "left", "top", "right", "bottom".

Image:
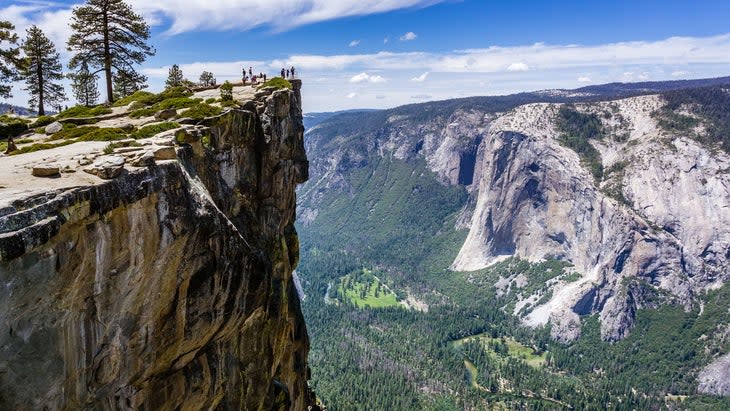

{"left": 0, "top": 80, "right": 317, "bottom": 410}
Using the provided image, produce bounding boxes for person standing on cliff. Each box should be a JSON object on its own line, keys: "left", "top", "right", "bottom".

{"left": 281, "top": 68, "right": 285, "bottom": 78}
{"left": 290, "top": 66, "right": 296, "bottom": 78}
{"left": 286, "top": 69, "right": 290, "bottom": 78}
{"left": 248, "top": 67, "right": 253, "bottom": 78}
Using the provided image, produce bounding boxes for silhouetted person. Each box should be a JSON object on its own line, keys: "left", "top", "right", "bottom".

{"left": 281, "top": 68, "right": 285, "bottom": 78}
{"left": 249, "top": 67, "right": 253, "bottom": 78}
{"left": 263, "top": 74, "right": 267, "bottom": 81}
{"left": 290, "top": 66, "right": 296, "bottom": 77}
{"left": 286, "top": 69, "right": 290, "bottom": 78}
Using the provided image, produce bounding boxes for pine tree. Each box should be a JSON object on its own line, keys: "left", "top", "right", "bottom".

{"left": 67, "top": 0, "right": 154, "bottom": 104}
{"left": 166, "top": 64, "right": 184, "bottom": 88}
{"left": 113, "top": 69, "right": 147, "bottom": 99}
{"left": 0, "top": 20, "right": 21, "bottom": 98}
{"left": 20, "top": 26, "right": 65, "bottom": 116}
{"left": 70, "top": 62, "right": 99, "bottom": 107}
{"left": 199, "top": 71, "right": 216, "bottom": 87}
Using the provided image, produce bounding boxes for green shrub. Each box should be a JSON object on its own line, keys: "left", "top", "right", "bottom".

{"left": 205, "top": 97, "right": 217, "bottom": 104}
{"left": 220, "top": 99, "right": 237, "bottom": 108}
{"left": 104, "top": 140, "right": 141, "bottom": 154}
{"left": 112, "top": 91, "right": 155, "bottom": 107}
{"left": 48, "top": 126, "right": 99, "bottom": 140}
{"left": 76, "top": 127, "right": 128, "bottom": 142}
{"left": 57, "top": 105, "right": 112, "bottom": 119}
{"left": 183, "top": 103, "right": 222, "bottom": 120}
{"left": 9, "top": 140, "right": 75, "bottom": 155}
{"left": 131, "top": 122, "right": 180, "bottom": 139}
{"left": 29, "top": 115, "right": 55, "bottom": 128}
{"left": 155, "top": 97, "right": 201, "bottom": 110}
{"left": 0, "top": 119, "right": 29, "bottom": 138}
{"left": 129, "top": 108, "right": 157, "bottom": 118}
{"left": 220, "top": 80, "right": 233, "bottom": 101}
{"left": 257, "top": 77, "right": 292, "bottom": 90}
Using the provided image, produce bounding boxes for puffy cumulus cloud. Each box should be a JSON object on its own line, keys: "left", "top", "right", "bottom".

{"left": 126, "top": 0, "right": 446, "bottom": 34}
{"left": 577, "top": 76, "right": 591, "bottom": 82}
{"left": 349, "top": 72, "right": 386, "bottom": 83}
{"left": 411, "top": 72, "right": 429, "bottom": 82}
{"left": 349, "top": 39, "right": 360, "bottom": 47}
{"left": 0, "top": 4, "right": 75, "bottom": 58}
{"left": 400, "top": 31, "right": 417, "bottom": 41}
{"left": 507, "top": 62, "right": 529, "bottom": 72}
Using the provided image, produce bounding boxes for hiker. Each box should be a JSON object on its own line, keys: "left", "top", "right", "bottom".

{"left": 249, "top": 67, "right": 253, "bottom": 78}
{"left": 281, "top": 68, "right": 285, "bottom": 78}
{"left": 286, "top": 69, "right": 290, "bottom": 78}
{"left": 263, "top": 73, "right": 267, "bottom": 82}
{"left": 290, "top": 66, "right": 296, "bottom": 77}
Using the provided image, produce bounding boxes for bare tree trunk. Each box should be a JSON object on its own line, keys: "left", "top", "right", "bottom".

{"left": 102, "top": 8, "right": 113, "bottom": 104}
{"left": 37, "top": 58, "right": 45, "bottom": 116}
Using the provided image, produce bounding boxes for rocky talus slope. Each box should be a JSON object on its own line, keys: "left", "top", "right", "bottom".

{"left": 0, "top": 81, "right": 317, "bottom": 410}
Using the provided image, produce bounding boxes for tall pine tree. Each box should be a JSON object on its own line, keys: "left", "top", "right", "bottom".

{"left": 67, "top": 0, "right": 154, "bottom": 104}
{"left": 20, "top": 26, "right": 65, "bottom": 116}
{"left": 70, "top": 62, "right": 99, "bottom": 107}
{"left": 166, "top": 64, "right": 184, "bottom": 88}
{"left": 0, "top": 20, "right": 20, "bottom": 99}
{"left": 113, "top": 69, "right": 147, "bottom": 99}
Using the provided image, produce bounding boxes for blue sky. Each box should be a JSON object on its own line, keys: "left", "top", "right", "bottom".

{"left": 2, "top": 0, "right": 730, "bottom": 111}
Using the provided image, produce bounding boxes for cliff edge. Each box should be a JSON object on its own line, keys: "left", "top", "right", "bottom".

{"left": 0, "top": 80, "right": 317, "bottom": 410}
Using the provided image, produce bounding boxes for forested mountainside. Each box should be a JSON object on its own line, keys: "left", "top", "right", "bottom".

{"left": 296, "top": 78, "right": 730, "bottom": 410}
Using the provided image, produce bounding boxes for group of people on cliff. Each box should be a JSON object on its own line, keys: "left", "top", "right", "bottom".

{"left": 240, "top": 66, "right": 296, "bottom": 85}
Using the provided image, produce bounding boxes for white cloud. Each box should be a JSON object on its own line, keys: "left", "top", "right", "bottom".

{"left": 671, "top": 70, "right": 689, "bottom": 77}
{"left": 346, "top": 92, "right": 358, "bottom": 99}
{"left": 349, "top": 72, "right": 386, "bottom": 83}
{"left": 411, "top": 72, "right": 429, "bottom": 82}
{"left": 400, "top": 31, "right": 417, "bottom": 41}
{"left": 383, "top": 37, "right": 389, "bottom": 44}
{"left": 507, "top": 62, "right": 529, "bottom": 72}
{"left": 577, "top": 76, "right": 591, "bottom": 82}
{"left": 411, "top": 94, "right": 431, "bottom": 99}
{"left": 349, "top": 39, "right": 360, "bottom": 47}
{"left": 129, "top": 0, "right": 446, "bottom": 34}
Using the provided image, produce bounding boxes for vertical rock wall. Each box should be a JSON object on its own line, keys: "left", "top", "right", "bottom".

{"left": 0, "top": 81, "right": 316, "bottom": 410}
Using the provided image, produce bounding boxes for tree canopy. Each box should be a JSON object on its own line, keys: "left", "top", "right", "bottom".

{"left": 0, "top": 20, "right": 20, "bottom": 99}
{"left": 67, "top": 0, "right": 154, "bottom": 103}
{"left": 166, "top": 64, "right": 184, "bottom": 88}
{"left": 20, "top": 26, "right": 65, "bottom": 115}
{"left": 70, "top": 62, "right": 99, "bottom": 107}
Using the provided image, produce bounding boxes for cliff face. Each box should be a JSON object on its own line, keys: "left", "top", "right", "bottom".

{"left": 452, "top": 95, "right": 730, "bottom": 341}
{"left": 0, "top": 81, "right": 315, "bottom": 410}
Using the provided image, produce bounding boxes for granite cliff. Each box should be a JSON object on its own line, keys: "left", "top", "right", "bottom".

{"left": 0, "top": 80, "right": 317, "bottom": 410}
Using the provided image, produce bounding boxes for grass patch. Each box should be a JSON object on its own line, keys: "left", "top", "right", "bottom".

{"left": 335, "top": 268, "right": 400, "bottom": 309}
{"left": 183, "top": 103, "right": 221, "bottom": 120}
{"left": 205, "top": 97, "right": 217, "bottom": 104}
{"left": 48, "top": 126, "right": 100, "bottom": 140}
{"left": 258, "top": 77, "right": 292, "bottom": 90}
{"left": 112, "top": 91, "right": 156, "bottom": 107}
{"left": 104, "top": 140, "right": 141, "bottom": 154}
{"left": 131, "top": 122, "right": 180, "bottom": 139}
{"left": 57, "top": 105, "right": 112, "bottom": 119}
{"left": 454, "top": 334, "right": 548, "bottom": 369}
{"left": 155, "top": 97, "right": 201, "bottom": 110}
{"left": 29, "top": 115, "right": 55, "bottom": 128}
{"left": 129, "top": 108, "right": 157, "bottom": 119}
{"left": 76, "top": 128, "right": 128, "bottom": 142}
{"left": 9, "top": 140, "right": 75, "bottom": 155}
